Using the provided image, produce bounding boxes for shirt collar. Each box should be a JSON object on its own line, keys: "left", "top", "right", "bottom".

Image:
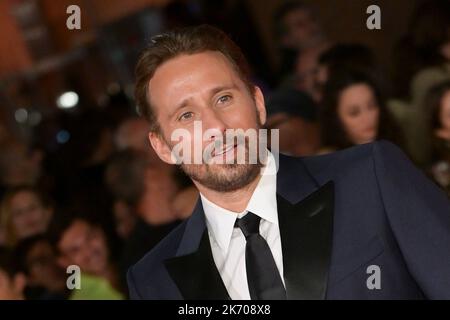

{"left": 201, "top": 151, "right": 278, "bottom": 254}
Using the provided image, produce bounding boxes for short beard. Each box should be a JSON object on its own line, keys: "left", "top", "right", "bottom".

{"left": 181, "top": 161, "right": 262, "bottom": 192}
{"left": 166, "top": 118, "right": 265, "bottom": 193}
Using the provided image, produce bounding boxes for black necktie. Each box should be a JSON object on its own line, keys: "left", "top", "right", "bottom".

{"left": 234, "top": 212, "right": 287, "bottom": 300}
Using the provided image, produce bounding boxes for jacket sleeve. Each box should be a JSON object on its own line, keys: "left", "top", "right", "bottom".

{"left": 373, "top": 140, "right": 450, "bottom": 299}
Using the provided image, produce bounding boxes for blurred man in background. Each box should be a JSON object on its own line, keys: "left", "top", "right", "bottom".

{"left": 274, "top": 1, "right": 330, "bottom": 85}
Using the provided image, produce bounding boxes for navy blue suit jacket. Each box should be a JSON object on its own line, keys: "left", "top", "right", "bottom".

{"left": 127, "top": 141, "right": 450, "bottom": 299}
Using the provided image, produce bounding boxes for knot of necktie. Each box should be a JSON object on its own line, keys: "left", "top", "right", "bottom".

{"left": 234, "top": 212, "right": 261, "bottom": 239}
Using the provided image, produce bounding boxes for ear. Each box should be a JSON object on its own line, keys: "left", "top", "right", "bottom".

{"left": 148, "top": 131, "right": 176, "bottom": 164}
{"left": 254, "top": 86, "right": 267, "bottom": 126}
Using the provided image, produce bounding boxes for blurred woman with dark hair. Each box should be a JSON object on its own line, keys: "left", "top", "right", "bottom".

{"left": 319, "top": 69, "right": 403, "bottom": 153}
{"left": 425, "top": 81, "right": 450, "bottom": 194}
{"left": 1, "top": 186, "right": 53, "bottom": 247}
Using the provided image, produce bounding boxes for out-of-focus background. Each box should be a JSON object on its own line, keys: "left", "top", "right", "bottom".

{"left": 0, "top": 0, "right": 449, "bottom": 300}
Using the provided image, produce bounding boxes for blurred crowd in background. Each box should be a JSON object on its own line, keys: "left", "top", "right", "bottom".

{"left": 0, "top": 0, "right": 450, "bottom": 300}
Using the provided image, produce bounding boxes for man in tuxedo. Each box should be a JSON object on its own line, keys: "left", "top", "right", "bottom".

{"left": 128, "top": 25, "right": 450, "bottom": 299}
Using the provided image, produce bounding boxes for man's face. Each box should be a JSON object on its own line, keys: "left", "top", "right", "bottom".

{"left": 147, "top": 51, "right": 267, "bottom": 192}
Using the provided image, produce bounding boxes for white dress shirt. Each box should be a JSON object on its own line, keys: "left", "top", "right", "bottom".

{"left": 200, "top": 151, "right": 284, "bottom": 300}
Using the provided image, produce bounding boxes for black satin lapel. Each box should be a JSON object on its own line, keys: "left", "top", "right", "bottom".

{"left": 164, "top": 230, "right": 231, "bottom": 300}
{"left": 277, "top": 181, "right": 334, "bottom": 300}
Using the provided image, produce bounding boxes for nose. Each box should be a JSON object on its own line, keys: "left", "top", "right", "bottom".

{"left": 202, "top": 108, "right": 226, "bottom": 141}
{"left": 364, "top": 108, "right": 378, "bottom": 125}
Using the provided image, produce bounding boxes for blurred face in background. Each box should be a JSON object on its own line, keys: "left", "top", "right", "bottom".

{"left": 266, "top": 113, "right": 320, "bottom": 156}
{"left": 313, "top": 63, "right": 329, "bottom": 103}
{"left": 8, "top": 191, "right": 52, "bottom": 241}
{"left": 113, "top": 200, "right": 136, "bottom": 239}
{"left": 137, "top": 167, "right": 178, "bottom": 219}
{"left": 337, "top": 83, "right": 380, "bottom": 145}
{"left": 439, "top": 90, "right": 450, "bottom": 132}
{"left": 295, "top": 48, "right": 319, "bottom": 97}
{"left": 57, "top": 220, "right": 109, "bottom": 276}
{"left": 0, "top": 143, "right": 42, "bottom": 187}
{"left": 281, "top": 8, "right": 320, "bottom": 50}
{"left": 25, "top": 240, "right": 66, "bottom": 292}
{"left": 115, "top": 118, "right": 163, "bottom": 167}
{"left": 115, "top": 118, "right": 150, "bottom": 152}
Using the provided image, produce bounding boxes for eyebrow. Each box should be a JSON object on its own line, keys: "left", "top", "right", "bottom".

{"left": 168, "top": 84, "right": 239, "bottom": 119}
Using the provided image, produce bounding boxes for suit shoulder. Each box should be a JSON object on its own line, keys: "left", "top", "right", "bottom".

{"left": 128, "top": 220, "right": 187, "bottom": 280}
{"left": 371, "top": 140, "right": 408, "bottom": 161}
{"left": 300, "top": 140, "right": 408, "bottom": 185}
{"left": 300, "top": 142, "right": 376, "bottom": 176}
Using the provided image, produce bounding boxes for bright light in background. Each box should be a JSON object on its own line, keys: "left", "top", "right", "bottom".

{"left": 56, "top": 91, "right": 79, "bottom": 109}
{"left": 15, "top": 108, "right": 28, "bottom": 123}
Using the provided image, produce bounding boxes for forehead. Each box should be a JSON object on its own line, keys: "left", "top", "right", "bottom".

{"left": 284, "top": 8, "right": 312, "bottom": 24}
{"left": 28, "top": 240, "right": 52, "bottom": 255}
{"left": 338, "top": 84, "right": 375, "bottom": 110}
{"left": 148, "top": 51, "right": 243, "bottom": 113}
{"left": 28, "top": 241, "right": 53, "bottom": 258}
{"left": 10, "top": 191, "right": 40, "bottom": 207}
{"left": 59, "top": 221, "right": 90, "bottom": 247}
{"left": 341, "top": 83, "right": 373, "bottom": 99}
{"left": 12, "top": 190, "right": 37, "bottom": 200}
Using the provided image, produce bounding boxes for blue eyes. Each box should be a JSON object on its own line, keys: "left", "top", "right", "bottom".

{"left": 177, "top": 95, "right": 232, "bottom": 122}
{"left": 179, "top": 112, "right": 194, "bottom": 121}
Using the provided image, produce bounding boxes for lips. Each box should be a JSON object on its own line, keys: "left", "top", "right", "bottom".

{"left": 213, "top": 144, "right": 235, "bottom": 157}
